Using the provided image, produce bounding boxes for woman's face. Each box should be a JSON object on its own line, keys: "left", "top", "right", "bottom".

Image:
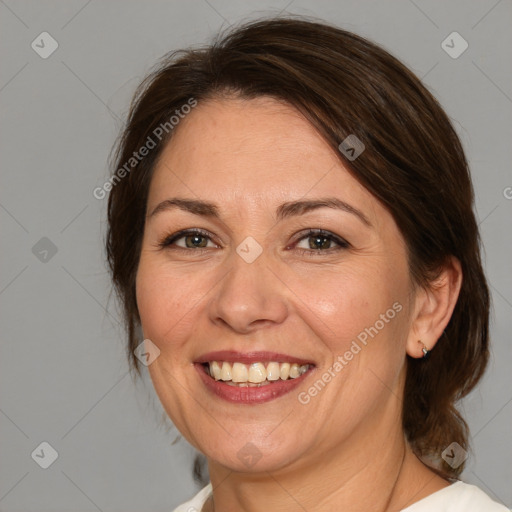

{"left": 136, "top": 97, "right": 416, "bottom": 473}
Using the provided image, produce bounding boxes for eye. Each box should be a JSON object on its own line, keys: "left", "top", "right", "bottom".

{"left": 293, "top": 229, "right": 349, "bottom": 253}
{"left": 159, "top": 229, "right": 218, "bottom": 250}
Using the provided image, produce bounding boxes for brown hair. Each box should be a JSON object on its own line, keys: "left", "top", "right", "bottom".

{"left": 106, "top": 17, "right": 490, "bottom": 480}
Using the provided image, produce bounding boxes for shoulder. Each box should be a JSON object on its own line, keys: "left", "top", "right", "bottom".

{"left": 172, "top": 484, "right": 212, "bottom": 512}
{"left": 171, "top": 481, "right": 510, "bottom": 512}
{"left": 401, "top": 481, "right": 510, "bottom": 512}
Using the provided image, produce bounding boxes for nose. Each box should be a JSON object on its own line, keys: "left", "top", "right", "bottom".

{"left": 208, "top": 251, "right": 289, "bottom": 334}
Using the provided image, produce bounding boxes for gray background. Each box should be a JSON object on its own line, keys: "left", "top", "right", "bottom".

{"left": 1, "top": 0, "right": 511, "bottom": 510}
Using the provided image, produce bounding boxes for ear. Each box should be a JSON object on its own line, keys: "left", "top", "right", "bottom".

{"left": 406, "top": 256, "right": 462, "bottom": 358}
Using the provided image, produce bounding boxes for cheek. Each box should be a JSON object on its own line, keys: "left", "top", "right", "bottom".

{"left": 135, "top": 258, "right": 198, "bottom": 353}
{"left": 291, "top": 265, "right": 410, "bottom": 415}
{"left": 289, "top": 261, "right": 407, "bottom": 352}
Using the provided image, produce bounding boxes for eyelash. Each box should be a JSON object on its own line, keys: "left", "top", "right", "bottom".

{"left": 158, "top": 228, "right": 350, "bottom": 255}
{"left": 159, "top": 229, "right": 216, "bottom": 251}
{"left": 292, "top": 229, "right": 350, "bottom": 255}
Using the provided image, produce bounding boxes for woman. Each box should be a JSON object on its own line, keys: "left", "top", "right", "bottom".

{"left": 106, "top": 17, "right": 508, "bottom": 511}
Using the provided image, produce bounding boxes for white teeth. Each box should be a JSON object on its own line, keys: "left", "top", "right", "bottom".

{"left": 280, "top": 362, "right": 290, "bottom": 380}
{"left": 248, "top": 362, "right": 266, "bottom": 383}
{"left": 221, "top": 361, "right": 232, "bottom": 381}
{"left": 210, "top": 361, "right": 222, "bottom": 380}
{"left": 231, "top": 362, "right": 249, "bottom": 382}
{"left": 289, "top": 363, "right": 300, "bottom": 378}
{"left": 266, "top": 362, "right": 280, "bottom": 381}
{"left": 207, "top": 361, "right": 310, "bottom": 384}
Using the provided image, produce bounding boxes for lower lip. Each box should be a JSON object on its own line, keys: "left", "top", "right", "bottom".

{"left": 195, "top": 364, "right": 312, "bottom": 404}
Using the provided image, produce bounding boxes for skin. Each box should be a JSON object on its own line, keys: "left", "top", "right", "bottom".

{"left": 135, "top": 97, "right": 462, "bottom": 511}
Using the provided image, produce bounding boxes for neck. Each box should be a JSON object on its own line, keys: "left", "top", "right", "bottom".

{"left": 204, "top": 395, "right": 447, "bottom": 512}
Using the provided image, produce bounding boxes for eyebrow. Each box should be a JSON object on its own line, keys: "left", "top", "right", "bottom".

{"left": 149, "top": 198, "right": 219, "bottom": 218}
{"left": 149, "top": 197, "right": 371, "bottom": 227}
{"left": 276, "top": 198, "right": 371, "bottom": 226}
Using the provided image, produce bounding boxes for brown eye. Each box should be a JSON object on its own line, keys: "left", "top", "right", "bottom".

{"left": 308, "top": 235, "right": 333, "bottom": 250}
{"left": 183, "top": 233, "right": 209, "bottom": 248}
{"left": 295, "top": 230, "right": 349, "bottom": 252}
{"left": 159, "top": 229, "right": 217, "bottom": 250}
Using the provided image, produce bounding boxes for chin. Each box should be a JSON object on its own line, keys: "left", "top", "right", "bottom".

{"left": 205, "top": 439, "right": 304, "bottom": 474}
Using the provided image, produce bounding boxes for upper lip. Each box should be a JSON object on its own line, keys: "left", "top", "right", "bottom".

{"left": 194, "top": 350, "right": 314, "bottom": 366}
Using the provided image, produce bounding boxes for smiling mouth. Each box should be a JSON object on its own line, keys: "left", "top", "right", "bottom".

{"left": 202, "top": 361, "right": 312, "bottom": 387}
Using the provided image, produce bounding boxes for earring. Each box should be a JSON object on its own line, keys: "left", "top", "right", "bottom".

{"left": 419, "top": 340, "right": 430, "bottom": 360}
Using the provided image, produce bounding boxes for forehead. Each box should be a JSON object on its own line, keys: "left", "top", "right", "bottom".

{"left": 149, "top": 96, "right": 377, "bottom": 217}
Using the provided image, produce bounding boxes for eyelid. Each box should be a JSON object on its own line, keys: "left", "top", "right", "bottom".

{"left": 159, "top": 228, "right": 219, "bottom": 248}
{"left": 291, "top": 229, "right": 350, "bottom": 249}
{"left": 158, "top": 227, "right": 349, "bottom": 253}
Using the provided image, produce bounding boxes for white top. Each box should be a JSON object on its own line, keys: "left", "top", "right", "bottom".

{"left": 172, "top": 481, "right": 510, "bottom": 511}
